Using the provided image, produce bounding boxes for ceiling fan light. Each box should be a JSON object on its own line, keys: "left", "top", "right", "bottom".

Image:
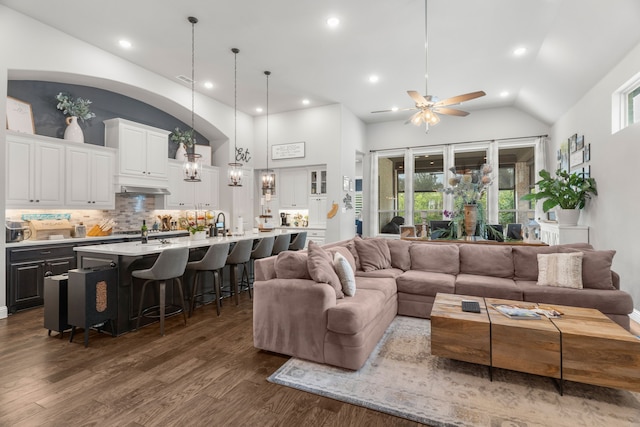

{"left": 428, "top": 113, "right": 440, "bottom": 125}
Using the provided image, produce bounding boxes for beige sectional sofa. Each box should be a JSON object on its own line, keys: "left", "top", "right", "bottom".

{"left": 253, "top": 237, "right": 633, "bottom": 370}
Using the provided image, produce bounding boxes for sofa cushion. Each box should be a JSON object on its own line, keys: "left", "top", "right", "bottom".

{"left": 346, "top": 239, "right": 362, "bottom": 271}
{"left": 396, "top": 270, "right": 456, "bottom": 297}
{"left": 327, "top": 246, "right": 357, "bottom": 273}
{"left": 455, "top": 274, "right": 523, "bottom": 300}
{"left": 275, "top": 251, "right": 310, "bottom": 279}
{"left": 355, "top": 268, "right": 404, "bottom": 279}
{"left": 307, "top": 240, "right": 344, "bottom": 298}
{"left": 459, "top": 245, "right": 514, "bottom": 278}
{"left": 537, "top": 252, "right": 583, "bottom": 289}
{"left": 386, "top": 239, "right": 412, "bottom": 271}
{"left": 512, "top": 246, "right": 559, "bottom": 281}
{"left": 334, "top": 252, "right": 356, "bottom": 296}
{"left": 355, "top": 276, "right": 397, "bottom": 301}
{"left": 327, "top": 288, "right": 388, "bottom": 334}
{"left": 410, "top": 244, "right": 459, "bottom": 275}
{"left": 354, "top": 238, "right": 392, "bottom": 271}
{"left": 517, "top": 281, "right": 634, "bottom": 315}
{"left": 559, "top": 248, "right": 616, "bottom": 290}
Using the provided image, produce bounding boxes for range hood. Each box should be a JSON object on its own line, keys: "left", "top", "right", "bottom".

{"left": 118, "top": 185, "right": 171, "bottom": 196}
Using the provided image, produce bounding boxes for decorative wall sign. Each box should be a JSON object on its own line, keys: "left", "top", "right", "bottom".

{"left": 6, "top": 96, "right": 35, "bottom": 134}
{"left": 236, "top": 147, "right": 251, "bottom": 162}
{"left": 272, "top": 141, "right": 305, "bottom": 160}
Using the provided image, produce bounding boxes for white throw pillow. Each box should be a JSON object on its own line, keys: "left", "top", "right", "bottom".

{"left": 334, "top": 252, "right": 356, "bottom": 296}
{"left": 537, "top": 252, "right": 583, "bottom": 289}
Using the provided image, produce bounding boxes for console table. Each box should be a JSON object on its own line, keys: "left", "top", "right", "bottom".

{"left": 538, "top": 222, "right": 589, "bottom": 245}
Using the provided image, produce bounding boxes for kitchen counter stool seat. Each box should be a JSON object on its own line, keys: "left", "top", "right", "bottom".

{"left": 132, "top": 247, "right": 189, "bottom": 336}
{"left": 288, "top": 232, "right": 307, "bottom": 251}
{"left": 243, "top": 236, "right": 275, "bottom": 297}
{"left": 271, "top": 233, "right": 291, "bottom": 255}
{"left": 186, "top": 242, "right": 229, "bottom": 317}
{"left": 224, "top": 239, "right": 253, "bottom": 306}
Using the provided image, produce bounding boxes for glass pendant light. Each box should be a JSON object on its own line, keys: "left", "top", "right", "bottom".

{"left": 228, "top": 47, "right": 243, "bottom": 186}
{"left": 183, "top": 16, "right": 202, "bottom": 182}
{"left": 261, "top": 71, "right": 274, "bottom": 199}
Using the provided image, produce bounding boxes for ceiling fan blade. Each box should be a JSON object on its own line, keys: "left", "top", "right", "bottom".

{"left": 435, "top": 91, "right": 486, "bottom": 107}
{"left": 433, "top": 107, "right": 469, "bottom": 117}
{"left": 407, "top": 90, "right": 431, "bottom": 106}
{"left": 371, "top": 107, "right": 417, "bottom": 114}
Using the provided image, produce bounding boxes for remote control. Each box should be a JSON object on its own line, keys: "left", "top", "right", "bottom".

{"left": 461, "top": 300, "right": 481, "bottom": 313}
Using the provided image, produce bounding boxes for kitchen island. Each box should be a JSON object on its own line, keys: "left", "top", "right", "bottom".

{"left": 73, "top": 230, "right": 297, "bottom": 335}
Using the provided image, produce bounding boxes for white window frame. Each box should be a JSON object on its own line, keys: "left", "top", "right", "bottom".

{"left": 612, "top": 71, "right": 640, "bottom": 134}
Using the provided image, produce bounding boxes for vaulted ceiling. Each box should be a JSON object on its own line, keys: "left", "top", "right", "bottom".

{"left": 3, "top": 0, "right": 640, "bottom": 125}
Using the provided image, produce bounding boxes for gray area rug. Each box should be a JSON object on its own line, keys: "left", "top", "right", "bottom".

{"left": 268, "top": 316, "right": 640, "bottom": 426}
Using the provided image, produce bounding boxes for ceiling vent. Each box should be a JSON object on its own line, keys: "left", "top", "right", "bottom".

{"left": 176, "top": 75, "right": 194, "bottom": 84}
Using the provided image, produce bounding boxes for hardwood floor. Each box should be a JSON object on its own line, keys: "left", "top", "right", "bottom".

{"left": 0, "top": 293, "right": 424, "bottom": 427}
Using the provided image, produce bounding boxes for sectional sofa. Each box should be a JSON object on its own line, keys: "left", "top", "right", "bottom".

{"left": 252, "top": 237, "right": 633, "bottom": 370}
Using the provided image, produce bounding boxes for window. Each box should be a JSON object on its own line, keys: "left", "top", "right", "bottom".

{"left": 498, "top": 146, "right": 535, "bottom": 227}
{"left": 378, "top": 155, "right": 405, "bottom": 234}
{"left": 412, "top": 151, "right": 444, "bottom": 226}
{"left": 613, "top": 72, "right": 640, "bottom": 133}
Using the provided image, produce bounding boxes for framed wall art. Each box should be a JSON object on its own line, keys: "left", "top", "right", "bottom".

{"left": 6, "top": 96, "right": 35, "bottom": 134}
{"left": 272, "top": 141, "right": 305, "bottom": 160}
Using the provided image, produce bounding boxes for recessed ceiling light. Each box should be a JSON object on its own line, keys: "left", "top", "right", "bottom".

{"left": 203, "top": 81, "right": 214, "bottom": 89}
{"left": 369, "top": 75, "right": 379, "bottom": 83}
{"left": 391, "top": 106, "right": 399, "bottom": 112}
{"left": 327, "top": 17, "right": 340, "bottom": 28}
{"left": 302, "top": 99, "right": 310, "bottom": 105}
{"left": 500, "top": 91, "right": 510, "bottom": 97}
{"left": 430, "top": 161, "right": 434, "bottom": 165}
{"left": 119, "top": 39, "right": 132, "bottom": 49}
{"left": 256, "top": 107, "right": 263, "bottom": 113}
{"left": 513, "top": 47, "right": 527, "bottom": 56}
{"left": 424, "top": 155, "right": 429, "bottom": 158}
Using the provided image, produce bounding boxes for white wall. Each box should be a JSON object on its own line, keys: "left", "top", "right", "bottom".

{"left": 550, "top": 40, "right": 640, "bottom": 310}
{"left": 339, "top": 106, "right": 366, "bottom": 239}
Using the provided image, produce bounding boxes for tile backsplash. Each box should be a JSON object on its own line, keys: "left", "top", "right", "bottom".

{"left": 6, "top": 194, "right": 222, "bottom": 233}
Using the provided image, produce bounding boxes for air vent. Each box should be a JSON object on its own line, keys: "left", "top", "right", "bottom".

{"left": 176, "top": 75, "right": 194, "bottom": 84}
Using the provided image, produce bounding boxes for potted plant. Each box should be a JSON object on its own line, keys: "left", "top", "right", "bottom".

{"left": 179, "top": 217, "right": 207, "bottom": 240}
{"left": 56, "top": 92, "right": 96, "bottom": 143}
{"left": 521, "top": 169, "right": 597, "bottom": 226}
{"left": 170, "top": 127, "right": 195, "bottom": 159}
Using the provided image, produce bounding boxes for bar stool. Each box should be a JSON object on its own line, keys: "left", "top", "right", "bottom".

{"left": 186, "top": 242, "right": 230, "bottom": 317}
{"left": 243, "top": 236, "right": 275, "bottom": 296}
{"left": 133, "top": 247, "right": 189, "bottom": 336}
{"left": 224, "top": 239, "right": 253, "bottom": 306}
{"left": 288, "top": 232, "right": 307, "bottom": 251}
{"left": 271, "top": 233, "right": 291, "bottom": 255}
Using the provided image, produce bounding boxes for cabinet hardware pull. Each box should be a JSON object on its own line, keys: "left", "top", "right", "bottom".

{"left": 40, "top": 251, "right": 52, "bottom": 254}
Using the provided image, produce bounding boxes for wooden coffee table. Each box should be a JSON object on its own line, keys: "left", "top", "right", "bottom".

{"left": 430, "top": 293, "right": 640, "bottom": 394}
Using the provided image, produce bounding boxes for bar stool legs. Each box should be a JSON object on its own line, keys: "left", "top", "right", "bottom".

{"left": 189, "top": 269, "right": 222, "bottom": 316}
{"left": 136, "top": 278, "right": 187, "bottom": 336}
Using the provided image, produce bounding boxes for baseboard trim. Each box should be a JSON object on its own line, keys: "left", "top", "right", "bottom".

{"left": 0, "top": 306, "right": 7, "bottom": 319}
{"left": 629, "top": 309, "right": 640, "bottom": 325}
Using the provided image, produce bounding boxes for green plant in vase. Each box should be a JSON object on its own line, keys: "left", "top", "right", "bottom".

{"left": 55, "top": 92, "right": 95, "bottom": 122}
{"left": 170, "top": 127, "right": 195, "bottom": 150}
{"left": 521, "top": 169, "right": 597, "bottom": 211}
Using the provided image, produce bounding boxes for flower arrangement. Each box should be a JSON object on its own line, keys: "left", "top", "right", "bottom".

{"left": 55, "top": 92, "right": 96, "bottom": 122}
{"left": 170, "top": 127, "right": 195, "bottom": 149}
{"left": 442, "top": 165, "right": 493, "bottom": 205}
{"left": 179, "top": 217, "right": 206, "bottom": 235}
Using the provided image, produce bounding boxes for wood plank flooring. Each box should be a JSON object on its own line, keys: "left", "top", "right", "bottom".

{"left": 0, "top": 293, "right": 424, "bottom": 427}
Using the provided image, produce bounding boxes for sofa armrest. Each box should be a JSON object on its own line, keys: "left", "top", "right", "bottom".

{"left": 612, "top": 270, "right": 620, "bottom": 290}
{"left": 255, "top": 256, "right": 277, "bottom": 281}
{"left": 253, "top": 278, "right": 336, "bottom": 364}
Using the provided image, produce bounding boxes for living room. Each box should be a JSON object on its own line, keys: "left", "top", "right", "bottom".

{"left": 1, "top": 0, "right": 640, "bottom": 425}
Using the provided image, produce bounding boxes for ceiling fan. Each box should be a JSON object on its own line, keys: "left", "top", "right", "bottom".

{"left": 372, "top": 0, "right": 486, "bottom": 129}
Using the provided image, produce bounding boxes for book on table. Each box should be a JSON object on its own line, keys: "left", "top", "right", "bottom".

{"left": 491, "top": 304, "right": 541, "bottom": 320}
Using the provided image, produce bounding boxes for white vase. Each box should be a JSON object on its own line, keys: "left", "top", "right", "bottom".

{"left": 64, "top": 116, "right": 84, "bottom": 143}
{"left": 190, "top": 230, "right": 207, "bottom": 241}
{"left": 175, "top": 144, "right": 187, "bottom": 160}
{"left": 556, "top": 208, "right": 580, "bottom": 226}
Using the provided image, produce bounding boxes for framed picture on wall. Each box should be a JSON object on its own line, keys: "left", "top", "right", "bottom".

{"left": 560, "top": 140, "right": 569, "bottom": 172}
{"left": 569, "top": 134, "right": 578, "bottom": 152}
{"left": 6, "top": 96, "right": 35, "bottom": 134}
{"left": 576, "top": 135, "right": 584, "bottom": 150}
{"left": 584, "top": 143, "right": 591, "bottom": 162}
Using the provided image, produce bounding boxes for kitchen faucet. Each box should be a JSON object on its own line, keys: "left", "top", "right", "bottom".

{"left": 215, "top": 212, "right": 226, "bottom": 237}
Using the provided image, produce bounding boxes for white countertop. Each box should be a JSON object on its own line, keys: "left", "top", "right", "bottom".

{"left": 275, "top": 226, "right": 326, "bottom": 231}
{"left": 73, "top": 230, "right": 295, "bottom": 256}
{"left": 5, "top": 230, "right": 187, "bottom": 249}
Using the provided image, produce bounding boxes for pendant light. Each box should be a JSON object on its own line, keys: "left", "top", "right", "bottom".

{"left": 261, "top": 71, "right": 274, "bottom": 199}
{"left": 183, "top": 16, "right": 202, "bottom": 182}
{"left": 228, "top": 47, "right": 243, "bottom": 186}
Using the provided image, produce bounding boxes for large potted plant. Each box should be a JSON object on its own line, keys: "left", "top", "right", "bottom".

{"left": 521, "top": 169, "right": 597, "bottom": 226}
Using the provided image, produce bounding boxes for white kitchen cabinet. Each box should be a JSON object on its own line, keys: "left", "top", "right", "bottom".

{"left": 164, "top": 160, "right": 219, "bottom": 209}
{"left": 104, "top": 118, "right": 170, "bottom": 180}
{"left": 309, "top": 167, "right": 327, "bottom": 195}
{"left": 279, "top": 168, "right": 308, "bottom": 208}
{"left": 308, "top": 196, "right": 327, "bottom": 227}
{"left": 65, "top": 145, "right": 115, "bottom": 209}
{"left": 306, "top": 229, "right": 326, "bottom": 247}
{"left": 6, "top": 133, "right": 65, "bottom": 208}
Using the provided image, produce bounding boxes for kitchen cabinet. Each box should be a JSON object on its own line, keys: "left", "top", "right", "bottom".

{"left": 279, "top": 168, "right": 308, "bottom": 208}
{"left": 308, "top": 196, "right": 327, "bottom": 227}
{"left": 306, "top": 229, "right": 326, "bottom": 247}
{"left": 163, "top": 160, "right": 219, "bottom": 209}
{"left": 104, "top": 118, "right": 170, "bottom": 180}
{"left": 6, "top": 244, "right": 76, "bottom": 313}
{"left": 5, "top": 133, "right": 65, "bottom": 208}
{"left": 309, "top": 168, "right": 327, "bottom": 195}
{"left": 65, "top": 145, "right": 115, "bottom": 209}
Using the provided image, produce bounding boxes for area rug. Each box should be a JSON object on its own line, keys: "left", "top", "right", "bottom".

{"left": 268, "top": 316, "right": 640, "bottom": 426}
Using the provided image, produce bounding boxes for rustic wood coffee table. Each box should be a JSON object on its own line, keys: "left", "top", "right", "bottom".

{"left": 430, "top": 293, "right": 640, "bottom": 394}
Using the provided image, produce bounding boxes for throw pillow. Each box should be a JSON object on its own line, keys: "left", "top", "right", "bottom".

{"left": 559, "top": 248, "right": 616, "bottom": 290}
{"left": 346, "top": 237, "right": 362, "bottom": 271}
{"left": 386, "top": 239, "right": 412, "bottom": 271}
{"left": 275, "top": 251, "right": 310, "bottom": 279}
{"left": 537, "top": 252, "right": 583, "bottom": 289}
{"left": 334, "top": 252, "right": 356, "bottom": 296}
{"left": 410, "top": 243, "right": 460, "bottom": 275}
{"left": 327, "top": 246, "right": 357, "bottom": 273}
{"left": 354, "top": 237, "right": 392, "bottom": 272}
{"left": 307, "top": 240, "right": 344, "bottom": 298}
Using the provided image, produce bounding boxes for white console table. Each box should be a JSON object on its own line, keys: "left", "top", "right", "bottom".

{"left": 539, "top": 222, "right": 589, "bottom": 245}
